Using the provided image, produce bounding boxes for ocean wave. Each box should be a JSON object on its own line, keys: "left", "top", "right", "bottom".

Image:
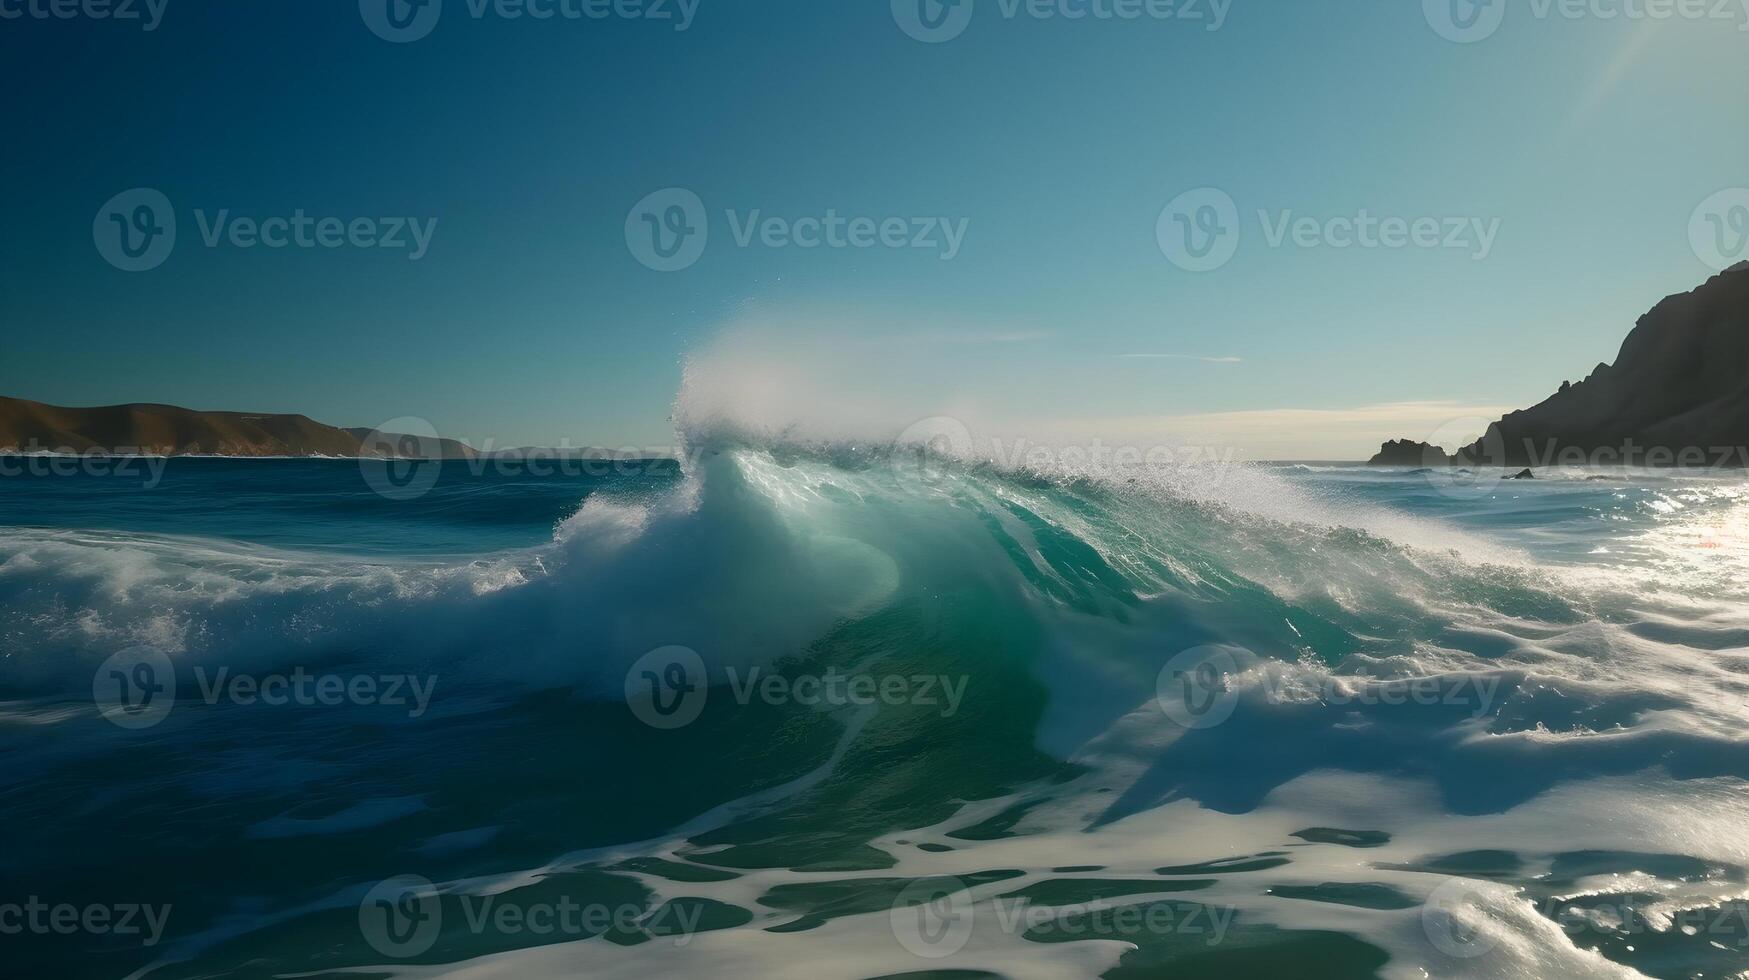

{"left": 8, "top": 429, "right": 1749, "bottom": 978}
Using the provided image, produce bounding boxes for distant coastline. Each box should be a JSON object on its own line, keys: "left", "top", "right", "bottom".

{"left": 14, "top": 260, "right": 1746, "bottom": 471}
{"left": 0, "top": 396, "right": 659, "bottom": 461}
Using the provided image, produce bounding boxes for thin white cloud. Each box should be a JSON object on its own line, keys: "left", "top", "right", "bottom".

{"left": 1565, "top": 20, "right": 1661, "bottom": 135}
{"left": 1040, "top": 401, "right": 1519, "bottom": 461}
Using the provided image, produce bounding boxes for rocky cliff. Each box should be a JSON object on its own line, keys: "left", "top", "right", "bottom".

{"left": 1372, "top": 263, "right": 1749, "bottom": 467}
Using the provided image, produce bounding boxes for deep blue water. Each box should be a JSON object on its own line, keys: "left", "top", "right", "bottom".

{"left": 0, "top": 456, "right": 682, "bottom": 557}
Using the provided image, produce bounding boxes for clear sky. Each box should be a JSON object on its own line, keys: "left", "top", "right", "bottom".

{"left": 1, "top": 0, "right": 1745, "bottom": 457}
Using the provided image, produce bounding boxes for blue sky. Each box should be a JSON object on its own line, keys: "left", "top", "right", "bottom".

{"left": 1, "top": 0, "right": 1744, "bottom": 457}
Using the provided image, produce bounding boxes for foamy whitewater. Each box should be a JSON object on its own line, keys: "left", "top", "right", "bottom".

{"left": 3, "top": 356, "right": 1748, "bottom": 978}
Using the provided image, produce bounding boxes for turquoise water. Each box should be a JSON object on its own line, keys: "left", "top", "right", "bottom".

{"left": 2, "top": 450, "right": 1747, "bottom": 979}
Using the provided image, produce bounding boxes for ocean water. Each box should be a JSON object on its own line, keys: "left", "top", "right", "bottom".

{"left": 3, "top": 445, "right": 1748, "bottom": 980}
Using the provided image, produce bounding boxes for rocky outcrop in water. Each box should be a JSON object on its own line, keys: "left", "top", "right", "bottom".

{"left": 1368, "top": 440, "right": 1453, "bottom": 467}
